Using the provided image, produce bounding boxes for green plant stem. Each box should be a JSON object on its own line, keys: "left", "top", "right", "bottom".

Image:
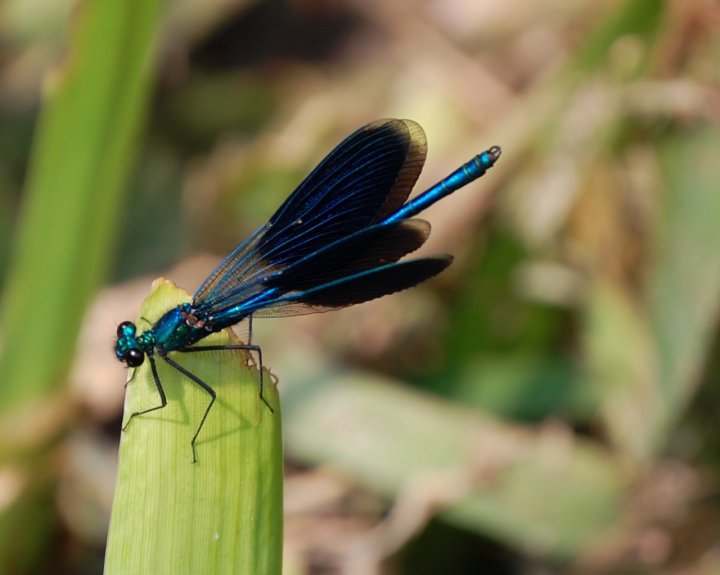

{"left": 105, "top": 280, "right": 283, "bottom": 574}
{"left": 0, "top": 0, "right": 161, "bottom": 414}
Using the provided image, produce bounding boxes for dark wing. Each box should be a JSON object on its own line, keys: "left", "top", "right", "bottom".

{"left": 202, "top": 219, "right": 432, "bottom": 318}
{"left": 263, "top": 219, "right": 431, "bottom": 292}
{"left": 246, "top": 255, "right": 453, "bottom": 318}
{"left": 193, "top": 119, "right": 427, "bottom": 313}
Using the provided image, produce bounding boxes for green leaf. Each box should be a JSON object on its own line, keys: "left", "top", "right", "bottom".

{"left": 0, "top": 0, "right": 162, "bottom": 414}
{"left": 282, "top": 370, "right": 623, "bottom": 557}
{"left": 105, "top": 280, "right": 283, "bottom": 575}
{"left": 583, "top": 279, "right": 662, "bottom": 459}
{"left": 649, "top": 127, "right": 720, "bottom": 427}
{"left": 0, "top": 1, "right": 162, "bottom": 569}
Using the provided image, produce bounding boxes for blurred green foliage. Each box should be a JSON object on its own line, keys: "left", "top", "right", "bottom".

{"left": 0, "top": 0, "right": 162, "bottom": 570}
{"left": 0, "top": 0, "right": 718, "bottom": 573}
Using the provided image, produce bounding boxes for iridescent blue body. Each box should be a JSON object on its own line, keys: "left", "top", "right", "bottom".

{"left": 115, "top": 119, "right": 501, "bottom": 462}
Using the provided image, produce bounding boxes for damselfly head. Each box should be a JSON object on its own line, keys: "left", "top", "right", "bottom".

{"left": 115, "top": 320, "right": 145, "bottom": 367}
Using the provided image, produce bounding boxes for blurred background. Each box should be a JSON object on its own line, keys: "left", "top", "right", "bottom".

{"left": 0, "top": 0, "right": 719, "bottom": 573}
